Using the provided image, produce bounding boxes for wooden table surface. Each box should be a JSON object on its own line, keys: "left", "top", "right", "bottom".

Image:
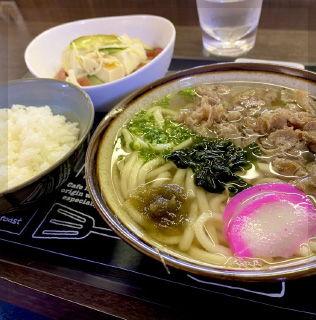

{"left": 1, "top": 1, "right": 316, "bottom": 319}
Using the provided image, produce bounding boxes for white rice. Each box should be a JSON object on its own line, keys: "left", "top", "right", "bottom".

{"left": 0, "top": 104, "right": 80, "bottom": 193}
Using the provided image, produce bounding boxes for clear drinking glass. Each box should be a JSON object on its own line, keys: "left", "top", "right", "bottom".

{"left": 196, "top": 0, "right": 263, "bottom": 57}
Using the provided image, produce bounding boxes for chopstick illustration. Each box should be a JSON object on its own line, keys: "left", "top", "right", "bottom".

{"left": 32, "top": 203, "right": 120, "bottom": 240}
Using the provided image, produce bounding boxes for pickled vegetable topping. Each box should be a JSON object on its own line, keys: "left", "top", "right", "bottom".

{"left": 128, "top": 183, "right": 188, "bottom": 230}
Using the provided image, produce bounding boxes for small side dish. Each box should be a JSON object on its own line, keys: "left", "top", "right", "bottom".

{"left": 56, "top": 34, "right": 162, "bottom": 86}
{"left": 25, "top": 15, "right": 176, "bottom": 111}
{"left": 0, "top": 104, "right": 80, "bottom": 193}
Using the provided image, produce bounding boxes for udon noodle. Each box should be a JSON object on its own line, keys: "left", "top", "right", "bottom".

{"left": 98, "top": 82, "right": 316, "bottom": 269}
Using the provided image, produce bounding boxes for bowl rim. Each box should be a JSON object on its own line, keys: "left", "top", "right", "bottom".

{"left": 24, "top": 14, "right": 176, "bottom": 90}
{"left": 1, "top": 77, "right": 95, "bottom": 195}
{"left": 85, "top": 62, "right": 316, "bottom": 281}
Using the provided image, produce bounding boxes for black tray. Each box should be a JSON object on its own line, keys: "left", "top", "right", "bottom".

{"left": 2, "top": 58, "right": 316, "bottom": 319}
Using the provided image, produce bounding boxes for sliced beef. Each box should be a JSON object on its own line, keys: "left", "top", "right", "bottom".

{"left": 281, "top": 89, "right": 316, "bottom": 113}
{"left": 174, "top": 96, "right": 228, "bottom": 131}
{"left": 294, "top": 89, "right": 316, "bottom": 113}
{"left": 307, "top": 162, "right": 316, "bottom": 187}
{"left": 226, "top": 110, "right": 242, "bottom": 122}
{"left": 303, "top": 120, "right": 316, "bottom": 131}
{"left": 244, "top": 117, "right": 269, "bottom": 135}
{"left": 242, "top": 108, "right": 313, "bottom": 136}
{"left": 264, "top": 127, "right": 306, "bottom": 152}
{"left": 260, "top": 108, "right": 316, "bottom": 132}
{"left": 293, "top": 177, "right": 316, "bottom": 201}
{"left": 267, "top": 112, "right": 288, "bottom": 131}
{"left": 288, "top": 111, "right": 316, "bottom": 129}
{"left": 299, "top": 130, "right": 316, "bottom": 152}
{"left": 214, "top": 123, "right": 240, "bottom": 139}
{"left": 195, "top": 84, "right": 229, "bottom": 105}
{"left": 271, "top": 157, "right": 307, "bottom": 177}
{"left": 233, "top": 88, "right": 279, "bottom": 111}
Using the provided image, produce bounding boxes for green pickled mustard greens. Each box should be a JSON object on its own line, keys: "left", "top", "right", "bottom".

{"left": 178, "top": 87, "right": 197, "bottom": 99}
{"left": 165, "top": 140, "right": 261, "bottom": 196}
{"left": 125, "top": 110, "right": 199, "bottom": 161}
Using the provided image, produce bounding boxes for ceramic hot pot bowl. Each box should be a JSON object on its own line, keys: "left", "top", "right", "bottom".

{"left": 85, "top": 62, "right": 316, "bottom": 281}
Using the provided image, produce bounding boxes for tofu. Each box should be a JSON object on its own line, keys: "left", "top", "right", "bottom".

{"left": 114, "top": 44, "right": 146, "bottom": 75}
{"left": 62, "top": 48, "right": 84, "bottom": 75}
{"left": 95, "top": 63, "right": 125, "bottom": 83}
{"left": 65, "top": 69, "right": 79, "bottom": 86}
{"left": 82, "top": 56, "right": 100, "bottom": 74}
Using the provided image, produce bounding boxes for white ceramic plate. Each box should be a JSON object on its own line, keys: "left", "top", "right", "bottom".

{"left": 25, "top": 15, "right": 176, "bottom": 112}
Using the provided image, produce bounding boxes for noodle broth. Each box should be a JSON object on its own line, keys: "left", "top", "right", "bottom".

{"left": 97, "top": 80, "right": 316, "bottom": 272}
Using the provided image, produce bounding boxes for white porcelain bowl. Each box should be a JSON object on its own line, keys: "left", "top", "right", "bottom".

{"left": 25, "top": 15, "right": 176, "bottom": 112}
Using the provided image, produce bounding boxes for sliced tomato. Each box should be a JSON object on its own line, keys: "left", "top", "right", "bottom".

{"left": 56, "top": 68, "right": 67, "bottom": 81}
{"left": 146, "top": 47, "right": 163, "bottom": 59}
{"left": 77, "top": 77, "right": 93, "bottom": 86}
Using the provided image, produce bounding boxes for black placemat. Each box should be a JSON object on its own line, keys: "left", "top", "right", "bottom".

{"left": 2, "top": 59, "right": 316, "bottom": 318}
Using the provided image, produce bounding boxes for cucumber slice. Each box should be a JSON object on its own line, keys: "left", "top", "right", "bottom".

{"left": 144, "top": 44, "right": 155, "bottom": 51}
{"left": 87, "top": 75, "right": 104, "bottom": 85}
{"left": 99, "top": 47, "right": 125, "bottom": 54}
{"left": 70, "top": 34, "right": 121, "bottom": 50}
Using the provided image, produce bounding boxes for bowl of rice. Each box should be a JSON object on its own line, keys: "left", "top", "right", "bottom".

{"left": 0, "top": 78, "right": 94, "bottom": 215}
